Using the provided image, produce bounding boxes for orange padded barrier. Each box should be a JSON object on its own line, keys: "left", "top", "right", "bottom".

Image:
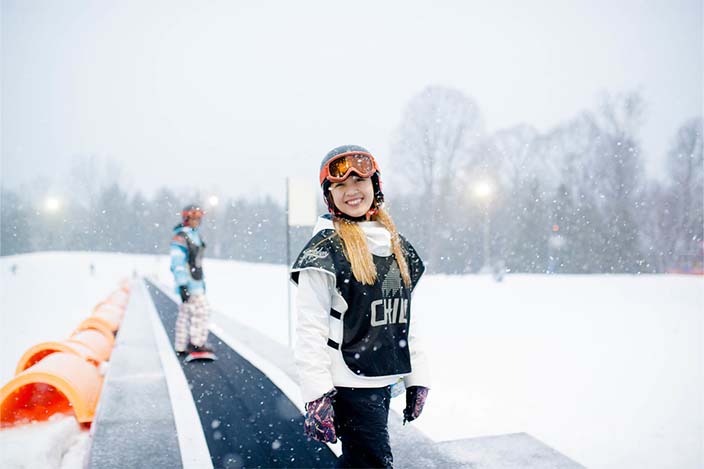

{"left": 90, "top": 309, "right": 122, "bottom": 333}
{"left": 92, "top": 301, "right": 125, "bottom": 317}
{"left": 2, "top": 283, "right": 129, "bottom": 427}
{"left": 105, "top": 290, "right": 129, "bottom": 308}
{"left": 14, "top": 339, "right": 105, "bottom": 375}
{"left": 68, "top": 329, "right": 112, "bottom": 362}
{"left": 1, "top": 353, "right": 103, "bottom": 427}
{"left": 74, "top": 318, "right": 116, "bottom": 346}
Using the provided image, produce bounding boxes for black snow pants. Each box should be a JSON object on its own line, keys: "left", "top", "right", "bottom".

{"left": 332, "top": 386, "right": 393, "bottom": 469}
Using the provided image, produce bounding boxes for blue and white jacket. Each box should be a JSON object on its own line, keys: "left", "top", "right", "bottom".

{"left": 170, "top": 225, "right": 206, "bottom": 296}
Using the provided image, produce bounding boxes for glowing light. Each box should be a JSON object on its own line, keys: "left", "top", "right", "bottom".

{"left": 208, "top": 195, "right": 219, "bottom": 207}
{"left": 474, "top": 181, "right": 493, "bottom": 200}
{"left": 45, "top": 197, "right": 61, "bottom": 212}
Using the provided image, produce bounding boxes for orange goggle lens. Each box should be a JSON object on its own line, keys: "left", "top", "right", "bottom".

{"left": 183, "top": 210, "right": 203, "bottom": 219}
{"left": 322, "top": 153, "right": 377, "bottom": 184}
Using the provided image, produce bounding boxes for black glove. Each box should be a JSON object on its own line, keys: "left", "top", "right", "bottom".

{"left": 403, "top": 386, "right": 429, "bottom": 424}
{"left": 179, "top": 285, "right": 190, "bottom": 303}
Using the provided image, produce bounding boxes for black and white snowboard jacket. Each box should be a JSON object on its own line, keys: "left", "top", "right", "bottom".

{"left": 290, "top": 215, "right": 431, "bottom": 403}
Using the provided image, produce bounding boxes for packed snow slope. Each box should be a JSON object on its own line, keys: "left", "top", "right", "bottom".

{"left": 0, "top": 252, "right": 701, "bottom": 469}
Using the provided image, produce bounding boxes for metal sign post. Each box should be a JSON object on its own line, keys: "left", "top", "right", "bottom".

{"left": 285, "top": 177, "right": 318, "bottom": 349}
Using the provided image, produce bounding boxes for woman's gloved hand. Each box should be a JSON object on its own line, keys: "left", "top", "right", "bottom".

{"left": 304, "top": 390, "right": 337, "bottom": 443}
{"left": 179, "top": 285, "right": 190, "bottom": 303}
{"left": 403, "top": 386, "right": 429, "bottom": 424}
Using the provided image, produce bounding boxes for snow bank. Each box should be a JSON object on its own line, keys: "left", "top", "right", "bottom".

{"left": 0, "top": 414, "right": 88, "bottom": 469}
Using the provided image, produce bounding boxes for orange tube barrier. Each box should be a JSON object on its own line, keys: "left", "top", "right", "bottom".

{"left": 92, "top": 301, "right": 125, "bottom": 317}
{"left": 74, "top": 318, "right": 116, "bottom": 346}
{"left": 68, "top": 329, "right": 112, "bottom": 362}
{"left": 1, "top": 353, "right": 103, "bottom": 427}
{"left": 90, "top": 309, "right": 122, "bottom": 333}
{"left": 105, "top": 290, "right": 129, "bottom": 308}
{"left": 14, "top": 339, "right": 105, "bottom": 375}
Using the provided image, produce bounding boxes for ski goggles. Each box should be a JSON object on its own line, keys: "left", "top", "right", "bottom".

{"left": 182, "top": 208, "right": 204, "bottom": 220}
{"left": 319, "top": 152, "right": 379, "bottom": 185}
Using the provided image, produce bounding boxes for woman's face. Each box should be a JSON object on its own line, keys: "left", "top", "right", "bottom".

{"left": 187, "top": 216, "right": 202, "bottom": 229}
{"left": 329, "top": 175, "right": 374, "bottom": 218}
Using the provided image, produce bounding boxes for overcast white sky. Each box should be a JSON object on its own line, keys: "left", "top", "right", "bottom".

{"left": 1, "top": 0, "right": 702, "bottom": 203}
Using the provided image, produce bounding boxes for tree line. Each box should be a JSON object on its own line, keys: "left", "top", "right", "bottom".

{"left": 1, "top": 87, "right": 702, "bottom": 274}
{"left": 387, "top": 87, "right": 702, "bottom": 274}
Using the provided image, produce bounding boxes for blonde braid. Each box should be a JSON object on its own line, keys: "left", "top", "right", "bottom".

{"left": 333, "top": 206, "right": 411, "bottom": 288}
{"left": 333, "top": 218, "right": 377, "bottom": 285}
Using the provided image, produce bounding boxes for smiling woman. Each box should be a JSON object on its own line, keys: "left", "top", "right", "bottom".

{"left": 290, "top": 145, "right": 430, "bottom": 467}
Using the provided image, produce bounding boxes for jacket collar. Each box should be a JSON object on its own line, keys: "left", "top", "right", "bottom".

{"left": 312, "top": 215, "right": 392, "bottom": 257}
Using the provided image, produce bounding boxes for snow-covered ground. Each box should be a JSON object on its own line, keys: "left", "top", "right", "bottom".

{"left": 0, "top": 252, "right": 702, "bottom": 468}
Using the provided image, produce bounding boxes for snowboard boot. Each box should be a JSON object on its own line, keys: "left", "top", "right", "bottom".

{"left": 188, "top": 343, "right": 214, "bottom": 354}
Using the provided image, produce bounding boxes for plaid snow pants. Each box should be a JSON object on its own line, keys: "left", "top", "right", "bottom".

{"left": 174, "top": 293, "right": 210, "bottom": 351}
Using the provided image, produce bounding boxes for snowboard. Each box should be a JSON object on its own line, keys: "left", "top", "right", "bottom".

{"left": 184, "top": 351, "right": 218, "bottom": 363}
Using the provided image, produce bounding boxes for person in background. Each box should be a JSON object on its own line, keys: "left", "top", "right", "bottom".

{"left": 170, "top": 204, "right": 213, "bottom": 355}
{"left": 291, "top": 145, "right": 430, "bottom": 468}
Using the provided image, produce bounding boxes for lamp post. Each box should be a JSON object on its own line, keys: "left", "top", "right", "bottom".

{"left": 473, "top": 180, "right": 493, "bottom": 273}
{"left": 547, "top": 224, "right": 566, "bottom": 273}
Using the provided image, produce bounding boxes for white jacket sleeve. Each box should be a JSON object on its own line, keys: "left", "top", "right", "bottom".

{"left": 403, "top": 286, "right": 432, "bottom": 388}
{"left": 294, "top": 269, "right": 336, "bottom": 402}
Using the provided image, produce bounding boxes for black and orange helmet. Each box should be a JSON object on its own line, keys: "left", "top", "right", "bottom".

{"left": 181, "top": 204, "right": 204, "bottom": 223}
{"left": 319, "top": 145, "right": 384, "bottom": 218}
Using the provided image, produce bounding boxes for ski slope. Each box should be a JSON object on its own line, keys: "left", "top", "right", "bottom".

{"left": 0, "top": 252, "right": 702, "bottom": 468}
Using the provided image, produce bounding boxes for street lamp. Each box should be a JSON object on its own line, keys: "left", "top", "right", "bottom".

{"left": 44, "top": 196, "right": 61, "bottom": 213}
{"left": 473, "top": 180, "right": 494, "bottom": 273}
{"left": 474, "top": 181, "right": 493, "bottom": 200}
{"left": 207, "top": 195, "right": 219, "bottom": 207}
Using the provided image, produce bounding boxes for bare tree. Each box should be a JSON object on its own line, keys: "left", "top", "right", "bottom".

{"left": 637, "top": 180, "right": 671, "bottom": 272}
{"left": 390, "top": 86, "right": 484, "bottom": 269}
{"left": 392, "top": 86, "right": 483, "bottom": 194}
{"left": 546, "top": 113, "right": 606, "bottom": 272}
{"left": 472, "top": 125, "right": 541, "bottom": 270}
{"left": 664, "top": 117, "right": 703, "bottom": 270}
{"left": 588, "top": 92, "right": 646, "bottom": 272}
{"left": 478, "top": 124, "right": 540, "bottom": 189}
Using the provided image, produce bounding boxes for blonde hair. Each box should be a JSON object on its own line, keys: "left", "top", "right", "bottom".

{"left": 333, "top": 206, "right": 411, "bottom": 287}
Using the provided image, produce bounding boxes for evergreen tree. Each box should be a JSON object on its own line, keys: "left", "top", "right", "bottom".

{"left": 1, "top": 190, "right": 32, "bottom": 255}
